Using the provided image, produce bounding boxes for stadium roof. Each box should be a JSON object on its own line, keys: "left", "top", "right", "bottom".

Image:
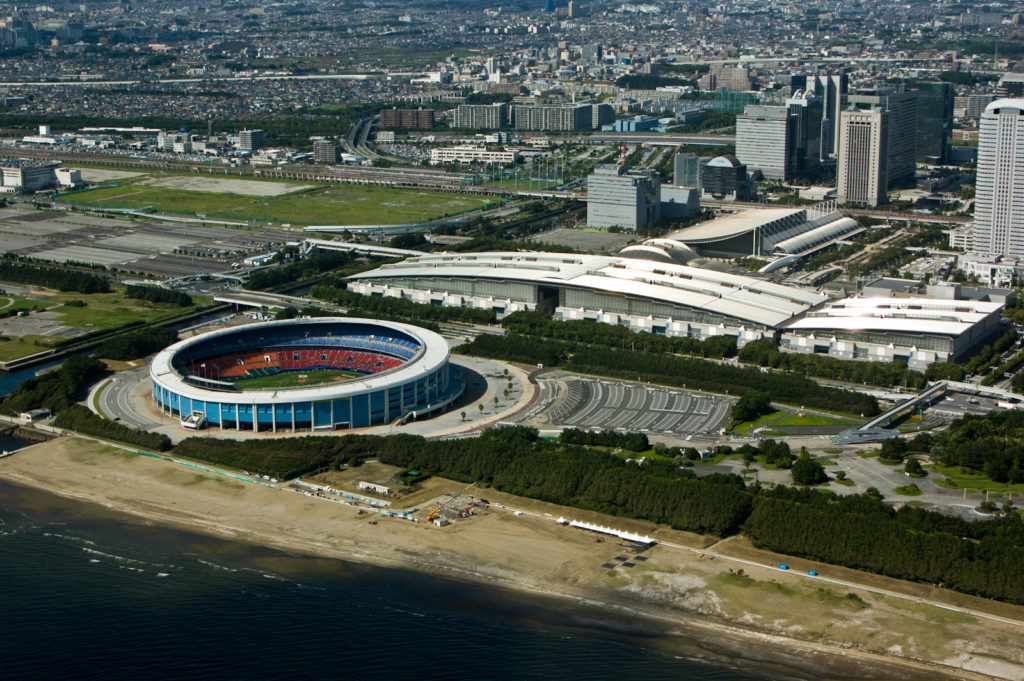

{"left": 150, "top": 318, "right": 450, "bottom": 404}
{"left": 665, "top": 208, "right": 806, "bottom": 244}
{"left": 784, "top": 296, "right": 1004, "bottom": 337}
{"left": 351, "top": 251, "right": 828, "bottom": 329}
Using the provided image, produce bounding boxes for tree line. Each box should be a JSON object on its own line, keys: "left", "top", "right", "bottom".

{"left": 310, "top": 284, "right": 495, "bottom": 325}
{"left": 0, "top": 355, "right": 106, "bottom": 415}
{"left": 500, "top": 311, "right": 737, "bottom": 359}
{"left": 455, "top": 333, "right": 880, "bottom": 416}
{"left": 177, "top": 426, "right": 752, "bottom": 536}
{"left": 124, "top": 285, "right": 193, "bottom": 307}
{"left": 243, "top": 251, "right": 355, "bottom": 291}
{"left": 737, "top": 338, "right": 926, "bottom": 390}
{"left": 54, "top": 405, "right": 171, "bottom": 451}
{"left": 933, "top": 410, "right": 1024, "bottom": 483}
{"left": 0, "top": 259, "right": 110, "bottom": 293}
{"left": 95, "top": 326, "right": 178, "bottom": 361}
{"left": 170, "top": 425, "right": 1024, "bottom": 603}
{"left": 558, "top": 428, "right": 649, "bottom": 452}
{"left": 744, "top": 486, "right": 1024, "bottom": 603}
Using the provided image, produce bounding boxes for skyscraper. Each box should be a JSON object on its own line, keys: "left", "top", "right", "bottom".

{"left": 914, "top": 82, "right": 954, "bottom": 164}
{"left": 806, "top": 72, "right": 848, "bottom": 160}
{"left": 313, "top": 139, "right": 339, "bottom": 164}
{"left": 735, "top": 104, "right": 797, "bottom": 181}
{"left": 786, "top": 90, "right": 823, "bottom": 174}
{"left": 846, "top": 89, "right": 918, "bottom": 187}
{"left": 674, "top": 152, "right": 701, "bottom": 187}
{"left": 972, "top": 99, "right": 1024, "bottom": 257}
{"left": 837, "top": 108, "right": 889, "bottom": 207}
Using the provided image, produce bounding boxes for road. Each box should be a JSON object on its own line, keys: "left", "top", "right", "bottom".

{"left": 93, "top": 366, "right": 161, "bottom": 431}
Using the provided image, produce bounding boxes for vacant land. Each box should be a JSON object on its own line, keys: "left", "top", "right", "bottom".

{"left": 59, "top": 174, "right": 493, "bottom": 225}
{"left": 233, "top": 369, "right": 363, "bottom": 390}
{"left": 0, "top": 288, "right": 205, "bottom": 361}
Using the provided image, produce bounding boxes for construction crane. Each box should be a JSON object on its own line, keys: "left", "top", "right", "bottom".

{"left": 425, "top": 481, "right": 477, "bottom": 522}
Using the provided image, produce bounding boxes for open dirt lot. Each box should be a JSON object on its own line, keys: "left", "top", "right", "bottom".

{"left": 138, "top": 176, "right": 313, "bottom": 196}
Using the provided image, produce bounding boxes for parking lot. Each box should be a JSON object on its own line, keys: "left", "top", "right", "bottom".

{"left": 518, "top": 372, "right": 733, "bottom": 438}
{"left": 0, "top": 206, "right": 297, "bottom": 279}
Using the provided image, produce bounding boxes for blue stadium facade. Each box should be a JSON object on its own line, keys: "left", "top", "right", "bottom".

{"left": 149, "top": 318, "right": 457, "bottom": 432}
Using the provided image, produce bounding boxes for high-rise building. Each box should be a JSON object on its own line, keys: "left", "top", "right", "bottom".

{"left": 735, "top": 104, "right": 797, "bottom": 181}
{"left": 846, "top": 89, "right": 918, "bottom": 187}
{"left": 972, "top": 99, "right": 1024, "bottom": 258}
{"left": 914, "top": 82, "right": 954, "bottom": 164}
{"left": 674, "top": 152, "right": 701, "bottom": 187}
{"left": 955, "top": 94, "right": 996, "bottom": 121}
{"left": 805, "top": 72, "right": 848, "bottom": 159}
{"left": 313, "top": 139, "right": 340, "bottom": 165}
{"left": 453, "top": 103, "right": 508, "bottom": 129}
{"left": 238, "top": 129, "right": 264, "bottom": 152}
{"left": 586, "top": 164, "right": 662, "bottom": 230}
{"left": 379, "top": 108, "right": 435, "bottom": 129}
{"left": 786, "top": 90, "right": 823, "bottom": 173}
{"left": 837, "top": 108, "right": 889, "bottom": 207}
{"left": 511, "top": 104, "right": 593, "bottom": 131}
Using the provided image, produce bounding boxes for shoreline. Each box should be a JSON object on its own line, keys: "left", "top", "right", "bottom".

{"left": 2, "top": 436, "right": 1022, "bottom": 681}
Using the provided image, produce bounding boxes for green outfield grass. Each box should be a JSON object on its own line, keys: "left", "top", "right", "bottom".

{"left": 771, "top": 412, "right": 862, "bottom": 427}
{"left": 233, "top": 369, "right": 364, "bottom": 390}
{"left": 59, "top": 176, "right": 493, "bottom": 225}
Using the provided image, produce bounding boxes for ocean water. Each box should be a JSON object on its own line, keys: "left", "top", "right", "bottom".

{"left": 0, "top": 482, "right": 801, "bottom": 681}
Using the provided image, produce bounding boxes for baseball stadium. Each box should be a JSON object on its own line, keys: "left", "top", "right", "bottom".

{"left": 149, "top": 318, "right": 458, "bottom": 432}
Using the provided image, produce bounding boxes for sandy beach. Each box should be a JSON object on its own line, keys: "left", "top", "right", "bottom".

{"left": 2, "top": 435, "right": 1023, "bottom": 681}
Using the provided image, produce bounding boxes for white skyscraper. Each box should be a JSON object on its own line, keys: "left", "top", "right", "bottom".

{"left": 735, "top": 105, "right": 796, "bottom": 181}
{"left": 837, "top": 108, "right": 889, "bottom": 207}
{"left": 972, "top": 99, "right": 1024, "bottom": 257}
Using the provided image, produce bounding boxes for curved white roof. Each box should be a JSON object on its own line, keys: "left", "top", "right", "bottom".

{"left": 985, "top": 98, "right": 1024, "bottom": 115}
{"left": 351, "top": 252, "right": 827, "bottom": 329}
{"left": 150, "top": 317, "right": 450, "bottom": 405}
{"left": 784, "top": 297, "right": 1003, "bottom": 337}
{"left": 773, "top": 216, "right": 860, "bottom": 255}
{"left": 667, "top": 208, "right": 806, "bottom": 243}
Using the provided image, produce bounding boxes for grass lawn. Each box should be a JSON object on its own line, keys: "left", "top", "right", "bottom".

{"left": 928, "top": 463, "right": 1024, "bottom": 494}
{"left": 233, "top": 185, "right": 494, "bottom": 225}
{"left": 772, "top": 412, "right": 861, "bottom": 427}
{"left": 60, "top": 184, "right": 263, "bottom": 215}
{"left": 730, "top": 410, "right": 786, "bottom": 435}
{"left": 233, "top": 369, "right": 363, "bottom": 390}
{"left": 60, "top": 176, "right": 495, "bottom": 226}
{"left": 0, "top": 335, "right": 51, "bottom": 362}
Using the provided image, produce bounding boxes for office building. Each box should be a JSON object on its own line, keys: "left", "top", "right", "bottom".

{"left": 0, "top": 159, "right": 58, "bottom": 192}
{"left": 379, "top": 108, "right": 435, "bottom": 129}
{"left": 701, "top": 155, "right": 751, "bottom": 202}
{"left": 846, "top": 89, "right": 918, "bottom": 187}
{"left": 803, "top": 72, "right": 848, "bottom": 159}
{"left": 914, "top": 82, "right": 954, "bottom": 164}
{"left": 429, "top": 147, "right": 519, "bottom": 165}
{"left": 786, "top": 90, "right": 824, "bottom": 174}
{"left": 313, "top": 139, "right": 340, "bottom": 164}
{"left": 453, "top": 103, "right": 508, "bottom": 129}
{"left": 837, "top": 108, "right": 889, "bottom": 207}
{"left": 674, "top": 152, "right": 701, "bottom": 187}
{"left": 586, "top": 164, "right": 661, "bottom": 230}
{"left": 996, "top": 72, "right": 1024, "bottom": 99}
{"left": 736, "top": 104, "right": 797, "bottom": 181}
{"left": 238, "top": 129, "right": 265, "bottom": 153}
{"left": 954, "top": 94, "right": 996, "bottom": 121}
{"left": 972, "top": 99, "right": 1024, "bottom": 258}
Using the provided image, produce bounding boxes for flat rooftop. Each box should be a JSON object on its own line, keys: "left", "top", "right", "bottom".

{"left": 785, "top": 296, "right": 1004, "bottom": 337}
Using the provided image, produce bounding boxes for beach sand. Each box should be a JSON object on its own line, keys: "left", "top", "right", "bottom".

{"left": 2, "top": 436, "right": 1022, "bottom": 681}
